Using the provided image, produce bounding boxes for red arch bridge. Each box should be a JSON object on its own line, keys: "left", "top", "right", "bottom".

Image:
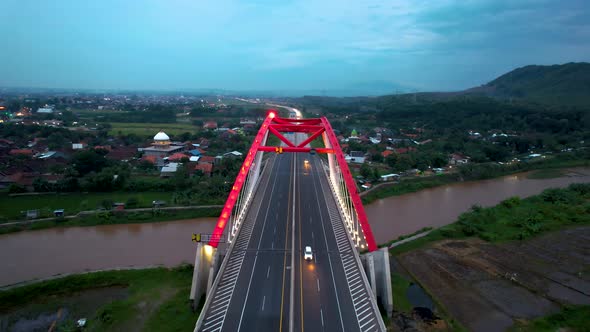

{"left": 191, "top": 109, "right": 391, "bottom": 332}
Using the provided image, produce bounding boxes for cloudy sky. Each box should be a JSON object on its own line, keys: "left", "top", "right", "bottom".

{"left": 1, "top": 0, "right": 589, "bottom": 93}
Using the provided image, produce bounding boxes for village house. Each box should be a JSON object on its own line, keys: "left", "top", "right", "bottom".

{"left": 203, "top": 121, "right": 218, "bottom": 130}
{"left": 160, "top": 162, "right": 179, "bottom": 177}
{"left": 381, "top": 150, "right": 394, "bottom": 158}
{"left": 380, "top": 173, "right": 400, "bottom": 181}
{"left": 449, "top": 153, "right": 470, "bottom": 165}
{"left": 346, "top": 151, "right": 366, "bottom": 164}
{"left": 194, "top": 162, "right": 213, "bottom": 177}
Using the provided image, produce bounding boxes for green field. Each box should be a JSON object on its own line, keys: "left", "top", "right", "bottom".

{"left": 108, "top": 122, "right": 198, "bottom": 136}
{"left": 0, "top": 266, "right": 200, "bottom": 332}
{"left": 510, "top": 305, "right": 590, "bottom": 332}
{"left": 0, "top": 192, "right": 175, "bottom": 220}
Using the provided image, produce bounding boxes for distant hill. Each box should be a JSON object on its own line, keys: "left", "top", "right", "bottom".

{"left": 463, "top": 62, "right": 590, "bottom": 107}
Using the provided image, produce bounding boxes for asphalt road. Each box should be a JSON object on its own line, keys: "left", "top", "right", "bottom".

{"left": 199, "top": 133, "right": 381, "bottom": 331}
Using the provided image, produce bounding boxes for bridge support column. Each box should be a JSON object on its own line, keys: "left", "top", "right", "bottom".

{"left": 362, "top": 248, "right": 393, "bottom": 317}
{"left": 190, "top": 243, "right": 216, "bottom": 311}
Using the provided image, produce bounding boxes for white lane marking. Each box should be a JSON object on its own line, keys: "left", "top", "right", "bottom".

{"left": 267, "top": 266, "right": 271, "bottom": 279}
{"left": 310, "top": 162, "right": 345, "bottom": 332}
{"left": 360, "top": 317, "right": 375, "bottom": 329}
{"left": 311, "top": 232, "right": 314, "bottom": 239}
{"left": 317, "top": 278, "right": 320, "bottom": 292}
{"left": 236, "top": 159, "right": 282, "bottom": 331}
{"left": 289, "top": 154, "right": 297, "bottom": 332}
{"left": 358, "top": 305, "right": 371, "bottom": 317}
{"left": 272, "top": 241, "right": 274, "bottom": 249}
{"left": 320, "top": 308, "right": 324, "bottom": 327}
{"left": 262, "top": 295, "right": 266, "bottom": 311}
{"left": 203, "top": 156, "right": 279, "bottom": 331}
{"left": 274, "top": 226, "right": 276, "bottom": 235}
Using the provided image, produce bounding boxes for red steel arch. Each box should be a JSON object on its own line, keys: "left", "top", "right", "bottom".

{"left": 208, "top": 111, "right": 378, "bottom": 252}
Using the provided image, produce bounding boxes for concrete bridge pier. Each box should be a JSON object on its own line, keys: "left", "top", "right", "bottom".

{"left": 362, "top": 248, "right": 393, "bottom": 317}
{"left": 190, "top": 243, "right": 219, "bottom": 311}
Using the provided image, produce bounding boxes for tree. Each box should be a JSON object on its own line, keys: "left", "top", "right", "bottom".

{"left": 8, "top": 183, "right": 27, "bottom": 193}
{"left": 371, "top": 153, "right": 383, "bottom": 163}
{"left": 33, "top": 178, "right": 52, "bottom": 192}
{"left": 72, "top": 150, "right": 110, "bottom": 175}
{"left": 371, "top": 167, "right": 381, "bottom": 182}
{"left": 137, "top": 160, "right": 155, "bottom": 172}
{"left": 360, "top": 163, "right": 372, "bottom": 179}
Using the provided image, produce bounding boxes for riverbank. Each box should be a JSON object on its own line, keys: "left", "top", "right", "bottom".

{"left": 389, "top": 182, "right": 590, "bottom": 255}
{"left": 387, "top": 184, "right": 590, "bottom": 331}
{"left": 1, "top": 152, "right": 587, "bottom": 237}
{"left": 0, "top": 266, "right": 199, "bottom": 331}
{"left": 0, "top": 206, "right": 221, "bottom": 235}
{"left": 361, "top": 154, "right": 590, "bottom": 205}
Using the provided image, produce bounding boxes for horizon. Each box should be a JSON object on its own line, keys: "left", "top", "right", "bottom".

{"left": 2, "top": 0, "right": 590, "bottom": 95}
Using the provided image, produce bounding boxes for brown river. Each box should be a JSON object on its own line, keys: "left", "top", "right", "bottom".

{"left": 1, "top": 168, "right": 589, "bottom": 287}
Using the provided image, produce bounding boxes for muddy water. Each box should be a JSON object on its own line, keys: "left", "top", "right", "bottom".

{"left": 1, "top": 168, "right": 590, "bottom": 287}
{"left": 366, "top": 168, "right": 590, "bottom": 244}
{"left": 0, "top": 219, "right": 216, "bottom": 287}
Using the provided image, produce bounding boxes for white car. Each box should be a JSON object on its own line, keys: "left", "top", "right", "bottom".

{"left": 304, "top": 246, "right": 313, "bottom": 261}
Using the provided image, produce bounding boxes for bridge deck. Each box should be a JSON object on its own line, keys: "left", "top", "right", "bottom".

{"left": 197, "top": 150, "right": 383, "bottom": 331}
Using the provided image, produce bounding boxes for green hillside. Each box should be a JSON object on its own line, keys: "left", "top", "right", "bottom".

{"left": 467, "top": 62, "right": 590, "bottom": 107}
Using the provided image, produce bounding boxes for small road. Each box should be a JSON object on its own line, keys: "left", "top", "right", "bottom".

{"left": 0, "top": 205, "right": 223, "bottom": 227}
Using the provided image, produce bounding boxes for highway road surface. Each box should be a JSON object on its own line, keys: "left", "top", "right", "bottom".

{"left": 198, "top": 134, "right": 382, "bottom": 332}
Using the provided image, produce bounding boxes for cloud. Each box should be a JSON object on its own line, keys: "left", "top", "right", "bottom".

{"left": 1, "top": 0, "right": 589, "bottom": 91}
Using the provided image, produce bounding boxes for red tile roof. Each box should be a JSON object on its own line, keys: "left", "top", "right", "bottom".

{"left": 94, "top": 145, "right": 112, "bottom": 151}
{"left": 168, "top": 153, "right": 188, "bottom": 161}
{"left": 142, "top": 155, "right": 157, "bottom": 164}
{"left": 9, "top": 149, "right": 33, "bottom": 156}
{"left": 381, "top": 150, "right": 394, "bottom": 158}
{"left": 394, "top": 147, "right": 416, "bottom": 154}
{"left": 199, "top": 156, "right": 216, "bottom": 164}
{"left": 194, "top": 163, "right": 213, "bottom": 175}
{"left": 106, "top": 147, "right": 137, "bottom": 160}
{"left": 203, "top": 121, "right": 218, "bottom": 129}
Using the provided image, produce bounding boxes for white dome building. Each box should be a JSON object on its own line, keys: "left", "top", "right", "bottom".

{"left": 153, "top": 131, "right": 170, "bottom": 146}
{"left": 140, "top": 130, "right": 184, "bottom": 159}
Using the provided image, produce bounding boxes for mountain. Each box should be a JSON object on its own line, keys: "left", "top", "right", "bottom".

{"left": 463, "top": 62, "right": 590, "bottom": 107}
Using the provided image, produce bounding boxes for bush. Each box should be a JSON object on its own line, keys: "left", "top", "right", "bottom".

{"left": 541, "top": 188, "right": 579, "bottom": 204}
{"left": 8, "top": 184, "right": 27, "bottom": 194}
{"left": 501, "top": 196, "right": 521, "bottom": 208}
{"left": 101, "top": 199, "right": 114, "bottom": 210}
{"left": 126, "top": 197, "right": 139, "bottom": 208}
{"left": 568, "top": 183, "right": 590, "bottom": 196}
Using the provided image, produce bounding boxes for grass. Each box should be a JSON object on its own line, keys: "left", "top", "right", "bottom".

{"left": 0, "top": 266, "right": 199, "bottom": 332}
{"left": 0, "top": 207, "right": 221, "bottom": 235}
{"left": 0, "top": 192, "right": 176, "bottom": 220}
{"left": 390, "top": 183, "right": 590, "bottom": 256}
{"left": 380, "top": 227, "right": 433, "bottom": 248}
{"left": 391, "top": 273, "right": 413, "bottom": 312}
{"left": 510, "top": 305, "right": 590, "bottom": 332}
{"left": 527, "top": 168, "right": 565, "bottom": 179}
{"left": 108, "top": 122, "right": 198, "bottom": 136}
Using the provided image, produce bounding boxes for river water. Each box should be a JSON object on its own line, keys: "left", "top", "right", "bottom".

{"left": 365, "top": 168, "right": 590, "bottom": 244}
{"left": 1, "top": 168, "right": 589, "bottom": 287}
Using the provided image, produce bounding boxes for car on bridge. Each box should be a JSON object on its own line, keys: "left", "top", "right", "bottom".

{"left": 304, "top": 246, "right": 313, "bottom": 261}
